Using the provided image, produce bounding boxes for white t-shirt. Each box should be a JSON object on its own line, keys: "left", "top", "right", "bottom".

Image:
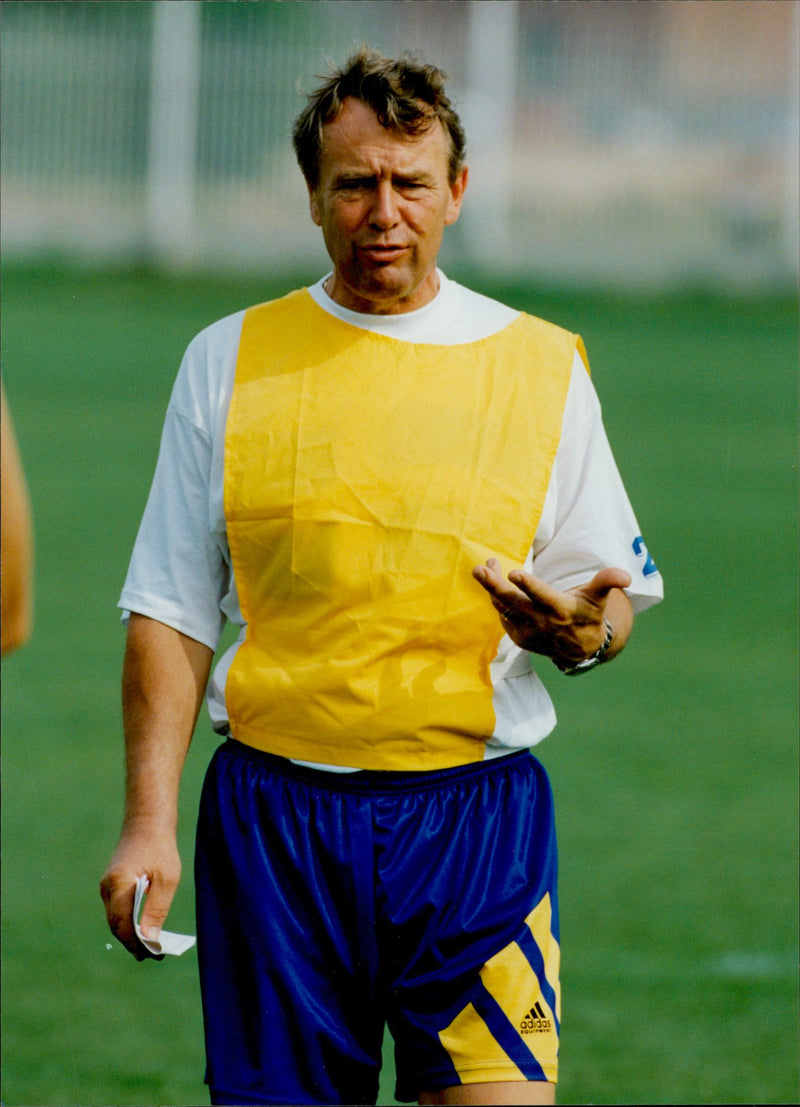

{"left": 120, "top": 271, "right": 663, "bottom": 762}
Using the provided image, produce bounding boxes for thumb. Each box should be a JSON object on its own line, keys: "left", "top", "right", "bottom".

{"left": 581, "top": 567, "right": 632, "bottom": 606}
{"left": 140, "top": 874, "right": 178, "bottom": 939}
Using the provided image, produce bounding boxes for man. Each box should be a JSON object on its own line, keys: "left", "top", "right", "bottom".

{"left": 101, "top": 49, "right": 662, "bottom": 1106}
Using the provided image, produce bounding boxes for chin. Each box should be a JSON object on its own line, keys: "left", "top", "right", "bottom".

{"left": 335, "top": 263, "right": 433, "bottom": 312}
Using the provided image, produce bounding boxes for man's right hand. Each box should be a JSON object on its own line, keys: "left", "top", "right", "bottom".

{"left": 100, "top": 819, "right": 181, "bottom": 960}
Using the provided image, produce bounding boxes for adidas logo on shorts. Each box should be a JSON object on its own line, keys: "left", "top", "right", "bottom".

{"left": 519, "top": 1001, "right": 552, "bottom": 1034}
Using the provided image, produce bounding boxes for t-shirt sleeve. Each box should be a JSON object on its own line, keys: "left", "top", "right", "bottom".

{"left": 531, "top": 349, "right": 663, "bottom": 612}
{"left": 118, "top": 321, "right": 239, "bottom": 650}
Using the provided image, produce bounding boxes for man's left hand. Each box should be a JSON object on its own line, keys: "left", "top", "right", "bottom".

{"left": 472, "top": 558, "right": 632, "bottom": 665}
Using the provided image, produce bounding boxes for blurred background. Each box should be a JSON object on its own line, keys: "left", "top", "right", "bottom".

{"left": 1, "top": 3, "right": 798, "bottom": 1106}
{"left": 2, "top": 0, "right": 798, "bottom": 287}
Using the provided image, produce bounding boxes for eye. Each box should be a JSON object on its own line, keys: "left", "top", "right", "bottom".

{"left": 335, "top": 177, "right": 373, "bottom": 192}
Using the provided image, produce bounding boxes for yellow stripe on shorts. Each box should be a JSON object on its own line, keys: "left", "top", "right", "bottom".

{"left": 438, "top": 1002, "right": 529, "bottom": 1084}
{"left": 438, "top": 893, "right": 560, "bottom": 1084}
{"left": 525, "top": 892, "right": 562, "bottom": 1023}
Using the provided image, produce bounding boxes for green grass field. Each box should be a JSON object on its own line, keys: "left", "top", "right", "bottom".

{"left": 1, "top": 262, "right": 797, "bottom": 1106}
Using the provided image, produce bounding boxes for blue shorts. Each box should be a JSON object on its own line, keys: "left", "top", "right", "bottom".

{"left": 195, "top": 740, "right": 560, "bottom": 1106}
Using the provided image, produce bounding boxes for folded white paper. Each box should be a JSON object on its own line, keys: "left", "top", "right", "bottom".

{"left": 134, "top": 875, "right": 196, "bottom": 957}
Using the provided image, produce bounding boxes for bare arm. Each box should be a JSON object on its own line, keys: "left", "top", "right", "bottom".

{"left": 100, "top": 613, "right": 213, "bottom": 959}
{"left": 1, "top": 388, "right": 34, "bottom": 655}
{"left": 472, "top": 558, "right": 634, "bottom": 667}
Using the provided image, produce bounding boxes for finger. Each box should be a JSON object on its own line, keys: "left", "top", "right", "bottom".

{"left": 577, "top": 567, "right": 633, "bottom": 605}
{"left": 472, "top": 557, "right": 503, "bottom": 587}
{"left": 472, "top": 559, "right": 509, "bottom": 599}
{"left": 474, "top": 561, "right": 562, "bottom": 627}
{"left": 506, "top": 569, "right": 570, "bottom": 616}
{"left": 139, "top": 873, "right": 178, "bottom": 941}
{"left": 100, "top": 876, "right": 148, "bottom": 960}
{"left": 472, "top": 562, "right": 528, "bottom": 615}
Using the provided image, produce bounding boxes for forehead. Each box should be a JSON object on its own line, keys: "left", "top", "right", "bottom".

{"left": 318, "top": 97, "right": 450, "bottom": 174}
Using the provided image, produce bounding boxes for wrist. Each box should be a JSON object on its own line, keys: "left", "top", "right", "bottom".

{"left": 553, "top": 619, "right": 614, "bottom": 676}
{"left": 121, "top": 806, "right": 179, "bottom": 837}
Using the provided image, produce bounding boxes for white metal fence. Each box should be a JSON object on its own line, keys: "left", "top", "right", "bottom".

{"left": 2, "top": 0, "right": 798, "bottom": 289}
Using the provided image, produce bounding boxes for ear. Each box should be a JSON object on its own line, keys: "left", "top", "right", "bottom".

{"left": 444, "top": 165, "right": 469, "bottom": 226}
{"left": 308, "top": 183, "right": 322, "bottom": 227}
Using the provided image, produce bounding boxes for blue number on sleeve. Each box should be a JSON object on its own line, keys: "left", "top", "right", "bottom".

{"left": 632, "top": 535, "right": 658, "bottom": 578}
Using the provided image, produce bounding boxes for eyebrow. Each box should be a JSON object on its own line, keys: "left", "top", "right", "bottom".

{"left": 331, "top": 168, "right": 436, "bottom": 187}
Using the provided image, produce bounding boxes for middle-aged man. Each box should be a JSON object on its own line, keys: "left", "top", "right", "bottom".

{"left": 101, "top": 49, "right": 663, "bottom": 1107}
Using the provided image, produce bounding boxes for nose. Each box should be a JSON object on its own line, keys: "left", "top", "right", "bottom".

{"left": 369, "top": 180, "right": 400, "bottom": 230}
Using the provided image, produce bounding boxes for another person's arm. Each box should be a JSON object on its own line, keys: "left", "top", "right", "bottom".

{"left": 1, "top": 388, "right": 34, "bottom": 655}
{"left": 100, "top": 613, "right": 213, "bottom": 959}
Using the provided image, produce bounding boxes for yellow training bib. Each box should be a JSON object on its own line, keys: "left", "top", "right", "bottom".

{"left": 224, "top": 289, "right": 580, "bottom": 769}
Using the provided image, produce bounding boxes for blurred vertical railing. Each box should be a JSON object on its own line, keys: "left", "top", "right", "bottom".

{"left": 146, "top": 0, "right": 201, "bottom": 264}
{"left": 460, "top": 1, "right": 519, "bottom": 260}
{"left": 0, "top": 0, "right": 797, "bottom": 288}
{"left": 784, "top": 0, "right": 800, "bottom": 277}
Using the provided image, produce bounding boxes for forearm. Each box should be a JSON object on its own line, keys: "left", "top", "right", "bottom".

{"left": 121, "top": 613, "right": 214, "bottom": 828}
{"left": 101, "top": 613, "right": 213, "bottom": 956}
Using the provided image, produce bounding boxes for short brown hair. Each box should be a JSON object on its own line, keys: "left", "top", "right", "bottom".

{"left": 292, "top": 47, "right": 466, "bottom": 189}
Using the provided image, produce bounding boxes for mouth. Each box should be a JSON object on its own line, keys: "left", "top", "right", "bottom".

{"left": 357, "top": 244, "right": 407, "bottom": 264}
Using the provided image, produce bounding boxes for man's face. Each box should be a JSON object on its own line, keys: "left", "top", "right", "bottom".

{"left": 309, "top": 98, "right": 468, "bottom": 315}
